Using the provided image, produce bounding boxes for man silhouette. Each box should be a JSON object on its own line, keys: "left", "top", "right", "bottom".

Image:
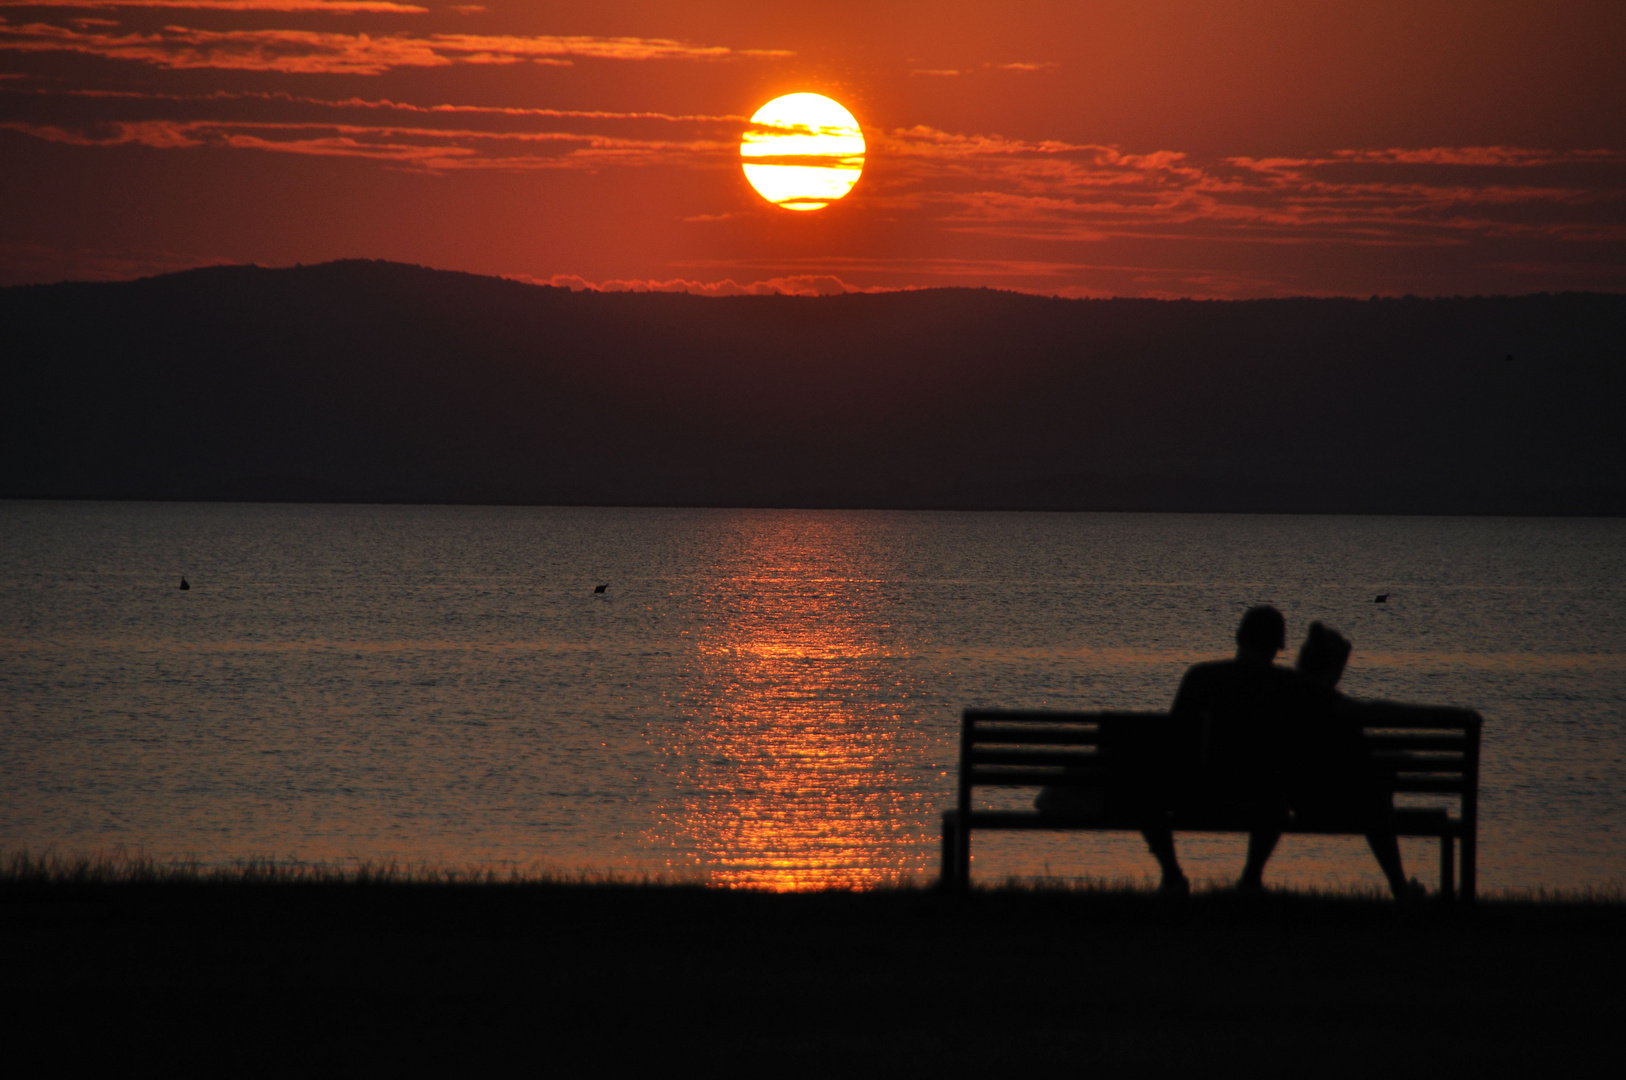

{"left": 1142, "top": 605, "right": 1331, "bottom": 895}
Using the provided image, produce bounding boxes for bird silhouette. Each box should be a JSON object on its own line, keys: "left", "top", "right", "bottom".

{"left": 1374, "top": 593, "right": 1388, "bottom": 603}
{"left": 594, "top": 583, "right": 608, "bottom": 594}
{"left": 179, "top": 577, "right": 190, "bottom": 590}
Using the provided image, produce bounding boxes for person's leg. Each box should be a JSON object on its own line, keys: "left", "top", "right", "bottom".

{"left": 1238, "top": 829, "right": 1280, "bottom": 892}
{"left": 1359, "top": 791, "right": 1413, "bottom": 900}
{"left": 1365, "top": 830, "right": 1410, "bottom": 899}
{"left": 1141, "top": 825, "right": 1188, "bottom": 895}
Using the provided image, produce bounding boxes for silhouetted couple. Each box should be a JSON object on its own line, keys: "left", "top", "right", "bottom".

{"left": 1142, "top": 606, "right": 1412, "bottom": 900}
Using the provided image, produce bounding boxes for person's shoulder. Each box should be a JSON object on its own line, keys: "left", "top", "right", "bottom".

{"left": 1175, "top": 659, "right": 1229, "bottom": 691}
{"left": 1172, "top": 658, "right": 1234, "bottom": 710}
{"left": 1182, "top": 659, "right": 1235, "bottom": 680}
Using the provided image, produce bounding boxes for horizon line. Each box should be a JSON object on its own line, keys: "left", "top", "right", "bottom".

{"left": 7, "top": 256, "right": 1625, "bottom": 303}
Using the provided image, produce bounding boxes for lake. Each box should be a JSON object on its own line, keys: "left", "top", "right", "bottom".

{"left": 2, "top": 502, "right": 1622, "bottom": 893}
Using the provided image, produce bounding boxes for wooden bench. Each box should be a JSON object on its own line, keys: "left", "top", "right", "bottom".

{"left": 941, "top": 706, "right": 1481, "bottom": 900}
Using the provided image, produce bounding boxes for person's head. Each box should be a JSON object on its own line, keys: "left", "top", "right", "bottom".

{"left": 1296, "top": 621, "right": 1352, "bottom": 688}
{"left": 1234, "top": 605, "right": 1286, "bottom": 662}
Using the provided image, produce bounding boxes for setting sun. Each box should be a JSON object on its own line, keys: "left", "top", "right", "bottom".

{"left": 740, "top": 93, "right": 865, "bottom": 212}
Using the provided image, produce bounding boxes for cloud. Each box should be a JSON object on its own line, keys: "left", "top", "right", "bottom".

{"left": 524, "top": 273, "right": 886, "bottom": 297}
{"left": 2, "top": 116, "right": 735, "bottom": 170}
{"left": 908, "top": 61, "right": 1056, "bottom": 76}
{"left": 677, "top": 254, "right": 1110, "bottom": 280}
{"left": 0, "top": 0, "right": 427, "bottom": 10}
{"left": 1, "top": 23, "right": 448, "bottom": 74}
{"left": 1327, "top": 146, "right": 1624, "bottom": 168}
{"left": 430, "top": 32, "right": 789, "bottom": 63}
{"left": 15, "top": 85, "right": 749, "bottom": 124}
{"left": 0, "top": 21, "right": 793, "bottom": 74}
{"left": 868, "top": 126, "right": 1626, "bottom": 247}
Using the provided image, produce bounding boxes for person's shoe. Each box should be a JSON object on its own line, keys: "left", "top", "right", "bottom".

{"left": 1159, "top": 873, "right": 1191, "bottom": 899}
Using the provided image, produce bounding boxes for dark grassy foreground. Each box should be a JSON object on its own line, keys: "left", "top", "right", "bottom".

{"left": 4, "top": 865, "right": 1624, "bottom": 1075}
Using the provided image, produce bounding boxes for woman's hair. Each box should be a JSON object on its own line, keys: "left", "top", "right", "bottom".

{"left": 1296, "top": 621, "right": 1352, "bottom": 687}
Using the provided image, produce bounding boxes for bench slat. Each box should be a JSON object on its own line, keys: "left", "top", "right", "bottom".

{"left": 968, "top": 728, "right": 1107, "bottom": 746}
{"left": 968, "top": 768, "right": 1471, "bottom": 789}
{"left": 960, "top": 811, "right": 1143, "bottom": 830}
{"left": 1388, "top": 777, "right": 1472, "bottom": 794}
{"left": 1363, "top": 733, "right": 1469, "bottom": 751}
{"left": 966, "top": 709, "right": 1160, "bottom": 723}
{"left": 1373, "top": 755, "right": 1466, "bottom": 769}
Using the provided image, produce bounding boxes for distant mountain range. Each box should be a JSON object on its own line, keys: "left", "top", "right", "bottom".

{"left": 4, "top": 260, "right": 1623, "bottom": 514}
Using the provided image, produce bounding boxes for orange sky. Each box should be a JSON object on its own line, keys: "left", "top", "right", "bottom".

{"left": 2, "top": 0, "right": 1623, "bottom": 296}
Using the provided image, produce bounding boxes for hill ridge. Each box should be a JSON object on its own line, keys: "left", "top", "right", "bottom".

{"left": 5, "top": 260, "right": 1623, "bottom": 514}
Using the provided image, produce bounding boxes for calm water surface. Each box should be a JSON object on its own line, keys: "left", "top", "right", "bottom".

{"left": 2, "top": 503, "right": 1623, "bottom": 893}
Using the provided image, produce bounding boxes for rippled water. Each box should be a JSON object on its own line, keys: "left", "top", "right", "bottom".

{"left": 2, "top": 502, "right": 1623, "bottom": 893}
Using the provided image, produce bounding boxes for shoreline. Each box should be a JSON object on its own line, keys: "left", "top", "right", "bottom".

{"left": 4, "top": 853, "right": 1623, "bottom": 902}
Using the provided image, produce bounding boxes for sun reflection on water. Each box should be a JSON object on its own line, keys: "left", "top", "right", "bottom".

{"left": 645, "top": 517, "right": 936, "bottom": 890}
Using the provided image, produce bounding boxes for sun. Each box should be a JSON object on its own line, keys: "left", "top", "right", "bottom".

{"left": 740, "top": 93, "right": 865, "bottom": 212}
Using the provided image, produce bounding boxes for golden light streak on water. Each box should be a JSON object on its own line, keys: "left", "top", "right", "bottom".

{"left": 645, "top": 518, "right": 932, "bottom": 889}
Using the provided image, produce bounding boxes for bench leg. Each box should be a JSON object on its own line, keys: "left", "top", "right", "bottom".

{"left": 1439, "top": 833, "right": 1455, "bottom": 902}
{"left": 1462, "top": 829, "right": 1476, "bottom": 904}
{"left": 940, "top": 812, "right": 958, "bottom": 890}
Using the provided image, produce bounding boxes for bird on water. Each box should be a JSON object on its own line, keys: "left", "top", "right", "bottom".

{"left": 180, "top": 577, "right": 190, "bottom": 590}
{"left": 594, "top": 584, "right": 608, "bottom": 594}
{"left": 1374, "top": 593, "right": 1388, "bottom": 603}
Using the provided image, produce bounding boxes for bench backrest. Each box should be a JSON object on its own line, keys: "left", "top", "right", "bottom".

{"left": 958, "top": 706, "right": 1481, "bottom": 822}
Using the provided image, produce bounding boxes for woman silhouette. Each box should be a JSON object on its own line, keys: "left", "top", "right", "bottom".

{"left": 1293, "top": 622, "right": 1418, "bottom": 900}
